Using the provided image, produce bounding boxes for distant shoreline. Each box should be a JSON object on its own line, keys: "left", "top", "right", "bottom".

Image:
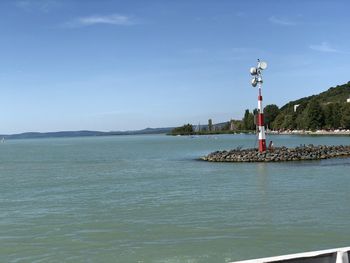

{"left": 267, "top": 129, "right": 350, "bottom": 136}
{"left": 2, "top": 129, "right": 349, "bottom": 140}
{"left": 170, "top": 129, "right": 350, "bottom": 137}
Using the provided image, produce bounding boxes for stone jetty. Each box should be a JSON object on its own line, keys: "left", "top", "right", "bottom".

{"left": 201, "top": 145, "right": 350, "bottom": 162}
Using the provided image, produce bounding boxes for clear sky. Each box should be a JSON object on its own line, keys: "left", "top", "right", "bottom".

{"left": 1, "top": 0, "right": 349, "bottom": 133}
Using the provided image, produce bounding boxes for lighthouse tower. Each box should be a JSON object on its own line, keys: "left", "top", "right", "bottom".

{"left": 250, "top": 60, "right": 268, "bottom": 152}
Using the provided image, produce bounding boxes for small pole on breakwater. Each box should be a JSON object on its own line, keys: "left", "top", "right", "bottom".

{"left": 250, "top": 59, "right": 268, "bottom": 152}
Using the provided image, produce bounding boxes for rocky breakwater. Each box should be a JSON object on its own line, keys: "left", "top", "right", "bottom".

{"left": 201, "top": 145, "right": 350, "bottom": 162}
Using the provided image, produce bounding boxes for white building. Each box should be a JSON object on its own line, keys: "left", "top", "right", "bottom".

{"left": 294, "top": 104, "right": 300, "bottom": 112}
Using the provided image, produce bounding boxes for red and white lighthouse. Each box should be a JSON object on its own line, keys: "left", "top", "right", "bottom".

{"left": 250, "top": 60, "right": 267, "bottom": 152}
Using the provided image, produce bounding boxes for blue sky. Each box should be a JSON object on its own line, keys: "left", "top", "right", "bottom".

{"left": 0, "top": 0, "right": 349, "bottom": 133}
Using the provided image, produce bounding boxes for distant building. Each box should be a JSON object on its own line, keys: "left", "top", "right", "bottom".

{"left": 208, "top": 119, "right": 213, "bottom": 131}
{"left": 230, "top": 119, "right": 236, "bottom": 131}
{"left": 294, "top": 104, "right": 300, "bottom": 112}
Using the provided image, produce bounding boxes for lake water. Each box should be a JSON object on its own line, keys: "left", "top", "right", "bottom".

{"left": 0, "top": 134, "right": 350, "bottom": 263}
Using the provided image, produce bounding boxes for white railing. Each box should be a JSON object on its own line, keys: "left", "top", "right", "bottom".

{"left": 230, "top": 247, "right": 350, "bottom": 263}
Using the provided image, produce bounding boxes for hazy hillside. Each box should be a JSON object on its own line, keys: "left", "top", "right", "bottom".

{"left": 1, "top": 127, "right": 174, "bottom": 140}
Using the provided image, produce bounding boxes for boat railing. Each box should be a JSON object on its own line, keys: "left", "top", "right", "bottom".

{"left": 230, "top": 246, "right": 350, "bottom": 263}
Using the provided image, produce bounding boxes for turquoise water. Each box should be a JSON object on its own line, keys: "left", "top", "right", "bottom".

{"left": 0, "top": 134, "right": 350, "bottom": 263}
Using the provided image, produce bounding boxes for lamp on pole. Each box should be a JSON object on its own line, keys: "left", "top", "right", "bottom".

{"left": 250, "top": 59, "right": 268, "bottom": 152}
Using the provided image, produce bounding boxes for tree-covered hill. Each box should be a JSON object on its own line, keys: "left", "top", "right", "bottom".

{"left": 279, "top": 81, "right": 350, "bottom": 113}
{"left": 267, "top": 81, "right": 350, "bottom": 130}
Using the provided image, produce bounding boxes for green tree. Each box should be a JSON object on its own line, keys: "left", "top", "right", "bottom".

{"left": 264, "top": 104, "right": 280, "bottom": 128}
{"left": 332, "top": 103, "right": 342, "bottom": 128}
{"left": 252, "top": 108, "right": 258, "bottom": 127}
{"left": 323, "top": 103, "right": 341, "bottom": 129}
{"left": 271, "top": 113, "right": 285, "bottom": 130}
{"left": 281, "top": 114, "right": 294, "bottom": 129}
{"left": 247, "top": 113, "right": 255, "bottom": 130}
{"left": 295, "top": 110, "right": 307, "bottom": 130}
{"left": 242, "top": 109, "right": 255, "bottom": 130}
{"left": 341, "top": 103, "right": 350, "bottom": 128}
{"left": 236, "top": 121, "right": 244, "bottom": 130}
{"left": 171, "top": 124, "right": 194, "bottom": 135}
{"left": 305, "top": 99, "right": 325, "bottom": 130}
{"left": 243, "top": 109, "right": 250, "bottom": 130}
{"left": 324, "top": 103, "right": 335, "bottom": 128}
